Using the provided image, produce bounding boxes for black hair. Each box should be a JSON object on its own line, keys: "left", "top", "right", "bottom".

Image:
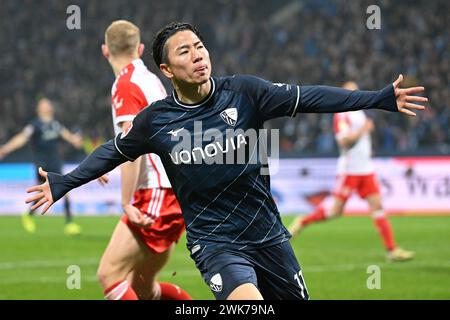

{"left": 152, "top": 22, "right": 204, "bottom": 68}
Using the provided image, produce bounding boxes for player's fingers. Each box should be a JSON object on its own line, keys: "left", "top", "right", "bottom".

{"left": 403, "top": 86, "right": 425, "bottom": 95}
{"left": 143, "top": 217, "right": 154, "bottom": 227}
{"left": 38, "top": 167, "right": 48, "bottom": 179}
{"left": 26, "top": 185, "right": 42, "bottom": 193}
{"left": 41, "top": 201, "right": 53, "bottom": 215}
{"left": 404, "top": 102, "right": 426, "bottom": 110}
{"left": 25, "top": 192, "right": 45, "bottom": 204}
{"left": 132, "top": 215, "right": 144, "bottom": 224}
{"left": 399, "top": 108, "right": 417, "bottom": 117}
{"left": 406, "top": 96, "right": 428, "bottom": 103}
{"left": 392, "top": 74, "right": 403, "bottom": 88}
{"left": 130, "top": 210, "right": 145, "bottom": 224}
{"left": 31, "top": 197, "right": 47, "bottom": 211}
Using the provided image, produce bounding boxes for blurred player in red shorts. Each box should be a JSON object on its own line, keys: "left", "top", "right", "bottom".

{"left": 289, "top": 81, "right": 415, "bottom": 262}
{"left": 97, "top": 20, "right": 190, "bottom": 300}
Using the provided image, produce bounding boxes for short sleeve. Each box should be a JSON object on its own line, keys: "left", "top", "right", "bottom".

{"left": 54, "top": 121, "right": 66, "bottom": 135}
{"left": 22, "top": 124, "right": 35, "bottom": 138}
{"left": 112, "top": 82, "right": 148, "bottom": 128}
{"left": 113, "top": 108, "right": 153, "bottom": 161}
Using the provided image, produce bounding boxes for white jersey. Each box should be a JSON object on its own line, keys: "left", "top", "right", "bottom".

{"left": 111, "top": 59, "right": 171, "bottom": 188}
{"left": 333, "top": 110, "right": 374, "bottom": 175}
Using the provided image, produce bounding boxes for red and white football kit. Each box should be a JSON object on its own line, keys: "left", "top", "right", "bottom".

{"left": 111, "top": 59, "right": 184, "bottom": 253}
{"left": 333, "top": 110, "right": 380, "bottom": 200}
{"left": 292, "top": 110, "right": 400, "bottom": 254}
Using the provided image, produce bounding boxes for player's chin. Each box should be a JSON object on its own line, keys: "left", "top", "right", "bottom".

{"left": 191, "top": 71, "right": 211, "bottom": 84}
{"left": 187, "top": 77, "right": 209, "bottom": 87}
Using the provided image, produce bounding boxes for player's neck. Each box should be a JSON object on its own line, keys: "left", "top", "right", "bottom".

{"left": 110, "top": 55, "right": 138, "bottom": 76}
{"left": 173, "top": 79, "right": 212, "bottom": 105}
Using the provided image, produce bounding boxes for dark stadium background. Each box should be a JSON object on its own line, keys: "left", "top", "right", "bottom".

{"left": 0, "top": 0, "right": 448, "bottom": 301}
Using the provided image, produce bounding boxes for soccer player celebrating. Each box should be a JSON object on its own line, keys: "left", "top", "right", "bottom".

{"left": 97, "top": 20, "right": 190, "bottom": 300}
{"left": 0, "top": 97, "right": 83, "bottom": 235}
{"left": 289, "top": 81, "right": 415, "bottom": 262}
{"left": 26, "top": 22, "right": 427, "bottom": 299}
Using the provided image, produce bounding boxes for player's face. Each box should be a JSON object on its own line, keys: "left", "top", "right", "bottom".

{"left": 37, "top": 99, "right": 54, "bottom": 120}
{"left": 163, "top": 30, "right": 211, "bottom": 85}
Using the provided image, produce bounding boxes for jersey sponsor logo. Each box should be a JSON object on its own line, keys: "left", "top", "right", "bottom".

{"left": 169, "top": 133, "right": 247, "bottom": 165}
{"left": 41, "top": 122, "right": 62, "bottom": 141}
{"left": 120, "top": 123, "right": 133, "bottom": 139}
{"left": 166, "top": 121, "right": 280, "bottom": 175}
{"left": 168, "top": 127, "right": 185, "bottom": 137}
{"left": 220, "top": 108, "right": 238, "bottom": 126}
{"left": 209, "top": 273, "right": 223, "bottom": 292}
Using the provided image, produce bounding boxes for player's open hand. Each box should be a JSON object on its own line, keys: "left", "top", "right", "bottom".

{"left": 25, "top": 167, "right": 54, "bottom": 214}
{"left": 393, "top": 74, "right": 428, "bottom": 117}
{"left": 122, "top": 204, "right": 154, "bottom": 228}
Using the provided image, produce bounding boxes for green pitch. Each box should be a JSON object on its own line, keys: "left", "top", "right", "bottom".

{"left": 0, "top": 215, "right": 449, "bottom": 299}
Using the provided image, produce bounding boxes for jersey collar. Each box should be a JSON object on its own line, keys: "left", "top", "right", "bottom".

{"left": 131, "top": 58, "right": 144, "bottom": 68}
{"left": 116, "top": 59, "right": 144, "bottom": 78}
{"left": 172, "top": 78, "right": 215, "bottom": 109}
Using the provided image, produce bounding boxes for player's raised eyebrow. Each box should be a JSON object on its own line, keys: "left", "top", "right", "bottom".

{"left": 176, "top": 40, "right": 203, "bottom": 52}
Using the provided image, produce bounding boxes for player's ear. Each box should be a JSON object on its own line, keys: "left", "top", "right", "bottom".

{"left": 101, "top": 44, "right": 109, "bottom": 59}
{"left": 160, "top": 63, "right": 173, "bottom": 79}
{"left": 138, "top": 43, "right": 145, "bottom": 58}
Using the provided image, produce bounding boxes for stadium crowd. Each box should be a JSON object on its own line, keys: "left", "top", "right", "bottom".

{"left": 0, "top": 0, "right": 448, "bottom": 160}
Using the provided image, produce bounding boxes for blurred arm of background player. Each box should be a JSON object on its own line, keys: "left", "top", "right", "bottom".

{"left": 0, "top": 124, "right": 84, "bottom": 160}
{"left": 0, "top": 127, "right": 31, "bottom": 160}
{"left": 116, "top": 121, "right": 153, "bottom": 228}
{"left": 337, "top": 119, "right": 374, "bottom": 149}
{"left": 60, "top": 128, "right": 84, "bottom": 150}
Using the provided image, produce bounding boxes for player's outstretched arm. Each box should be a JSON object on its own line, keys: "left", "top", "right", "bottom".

{"left": 0, "top": 131, "right": 30, "bottom": 160}
{"left": 61, "top": 128, "right": 83, "bottom": 149}
{"left": 25, "top": 139, "right": 130, "bottom": 214}
{"left": 297, "top": 74, "right": 427, "bottom": 115}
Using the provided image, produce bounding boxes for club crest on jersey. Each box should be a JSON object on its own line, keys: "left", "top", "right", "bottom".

{"left": 209, "top": 273, "right": 223, "bottom": 292}
{"left": 120, "top": 123, "right": 133, "bottom": 139}
{"left": 220, "top": 108, "right": 238, "bottom": 126}
{"left": 113, "top": 96, "right": 123, "bottom": 110}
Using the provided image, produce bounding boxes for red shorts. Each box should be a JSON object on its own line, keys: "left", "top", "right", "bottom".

{"left": 121, "top": 188, "right": 185, "bottom": 254}
{"left": 333, "top": 173, "right": 381, "bottom": 201}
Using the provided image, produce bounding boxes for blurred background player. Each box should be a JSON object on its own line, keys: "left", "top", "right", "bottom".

{"left": 289, "top": 81, "right": 415, "bottom": 262}
{"left": 0, "top": 97, "right": 83, "bottom": 235}
{"left": 96, "top": 20, "right": 190, "bottom": 300}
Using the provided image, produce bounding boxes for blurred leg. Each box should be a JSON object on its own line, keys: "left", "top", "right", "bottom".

{"left": 97, "top": 220, "right": 148, "bottom": 299}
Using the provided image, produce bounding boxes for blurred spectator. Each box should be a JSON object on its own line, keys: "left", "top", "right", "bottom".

{"left": 0, "top": 0, "right": 448, "bottom": 160}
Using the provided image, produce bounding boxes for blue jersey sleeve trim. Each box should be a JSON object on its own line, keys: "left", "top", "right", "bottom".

{"left": 114, "top": 136, "right": 135, "bottom": 161}
{"left": 291, "top": 85, "right": 301, "bottom": 117}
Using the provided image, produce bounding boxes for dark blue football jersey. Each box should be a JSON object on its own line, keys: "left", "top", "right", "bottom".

{"left": 24, "top": 117, "right": 65, "bottom": 169}
{"left": 48, "top": 74, "right": 397, "bottom": 251}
